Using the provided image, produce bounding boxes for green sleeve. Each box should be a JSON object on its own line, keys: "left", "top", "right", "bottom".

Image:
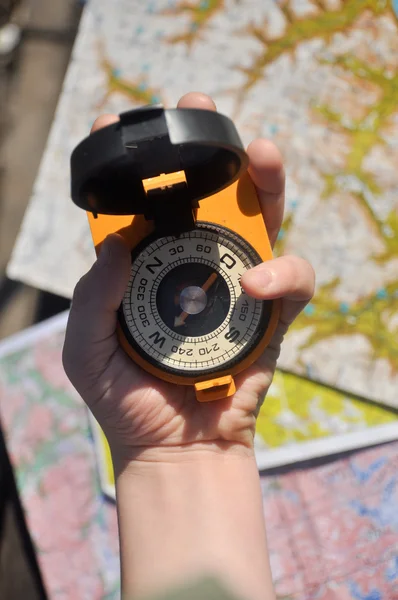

{"left": 137, "top": 577, "right": 244, "bottom": 600}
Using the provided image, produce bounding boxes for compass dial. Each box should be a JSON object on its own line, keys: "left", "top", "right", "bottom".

{"left": 120, "top": 223, "right": 273, "bottom": 377}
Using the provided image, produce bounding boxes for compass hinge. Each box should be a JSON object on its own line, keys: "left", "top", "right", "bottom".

{"left": 142, "top": 170, "right": 197, "bottom": 234}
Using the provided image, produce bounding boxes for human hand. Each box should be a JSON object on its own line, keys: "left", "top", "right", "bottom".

{"left": 62, "top": 92, "right": 315, "bottom": 467}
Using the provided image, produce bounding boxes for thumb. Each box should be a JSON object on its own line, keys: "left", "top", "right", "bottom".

{"left": 240, "top": 255, "right": 315, "bottom": 326}
{"left": 63, "top": 234, "right": 131, "bottom": 388}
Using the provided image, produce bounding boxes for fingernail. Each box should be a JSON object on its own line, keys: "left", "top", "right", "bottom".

{"left": 256, "top": 268, "right": 273, "bottom": 291}
{"left": 97, "top": 238, "right": 111, "bottom": 267}
{"left": 244, "top": 267, "right": 273, "bottom": 291}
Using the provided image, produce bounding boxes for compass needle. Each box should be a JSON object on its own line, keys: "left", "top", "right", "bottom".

{"left": 174, "top": 311, "right": 189, "bottom": 328}
{"left": 174, "top": 272, "right": 218, "bottom": 327}
{"left": 201, "top": 272, "right": 218, "bottom": 293}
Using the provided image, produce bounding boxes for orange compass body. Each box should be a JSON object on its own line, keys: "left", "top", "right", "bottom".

{"left": 70, "top": 107, "right": 280, "bottom": 402}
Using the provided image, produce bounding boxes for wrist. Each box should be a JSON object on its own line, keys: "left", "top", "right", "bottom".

{"left": 111, "top": 440, "right": 255, "bottom": 476}
{"left": 114, "top": 447, "right": 275, "bottom": 600}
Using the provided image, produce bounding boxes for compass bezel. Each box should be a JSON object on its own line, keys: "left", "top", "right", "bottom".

{"left": 118, "top": 222, "right": 273, "bottom": 379}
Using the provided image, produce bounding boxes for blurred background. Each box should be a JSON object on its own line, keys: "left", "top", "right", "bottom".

{"left": 0, "top": 1, "right": 397, "bottom": 598}
{"left": 0, "top": 1, "right": 81, "bottom": 597}
{"left": 0, "top": 0, "right": 83, "bottom": 338}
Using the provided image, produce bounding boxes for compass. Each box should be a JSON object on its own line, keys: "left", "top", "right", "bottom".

{"left": 120, "top": 222, "right": 274, "bottom": 377}
{"left": 70, "top": 106, "right": 280, "bottom": 401}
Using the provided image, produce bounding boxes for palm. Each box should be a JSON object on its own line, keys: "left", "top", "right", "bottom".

{"left": 87, "top": 327, "right": 281, "bottom": 451}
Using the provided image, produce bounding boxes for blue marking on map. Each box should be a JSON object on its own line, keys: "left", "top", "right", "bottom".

{"left": 386, "top": 556, "right": 398, "bottom": 581}
{"left": 349, "top": 583, "right": 381, "bottom": 600}
{"left": 339, "top": 302, "right": 350, "bottom": 314}
{"left": 351, "top": 457, "right": 386, "bottom": 483}
{"left": 376, "top": 288, "right": 388, "bottom": 299}
{"left": 304, "top": 303, "right": 315, "bottom": 316}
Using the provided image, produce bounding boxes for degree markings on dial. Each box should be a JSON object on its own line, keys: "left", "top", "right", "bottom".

{"left": 122, "top": 226, "right": 265, "bottom": 374}
{"left": 130, "top": 268, "right": 253, "bottom": 359}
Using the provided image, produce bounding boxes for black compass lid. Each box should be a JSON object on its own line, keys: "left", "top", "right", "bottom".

{"left": 70, "top": 106, "right": 249, "bottom": 217}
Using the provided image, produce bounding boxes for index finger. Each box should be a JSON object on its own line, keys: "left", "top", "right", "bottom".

{"left": 90, "top": 113, "right": 120, "bottom": 133}
{"left": 247, "top": 139, "right": 285, "bottom": 249}
{"left": 90, "top": 91, "right": 217, "bottom": 135}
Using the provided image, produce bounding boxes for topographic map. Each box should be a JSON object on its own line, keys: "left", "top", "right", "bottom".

{"left": 8, "top": 0, "right": 398, "bottom": 406}
{"left": 0, "top": 313, "right": 397, "bottom": 599}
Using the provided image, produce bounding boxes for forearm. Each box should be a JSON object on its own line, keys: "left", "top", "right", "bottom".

{"left": 114, "top": 446, "right": 275, "bottom": 600}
